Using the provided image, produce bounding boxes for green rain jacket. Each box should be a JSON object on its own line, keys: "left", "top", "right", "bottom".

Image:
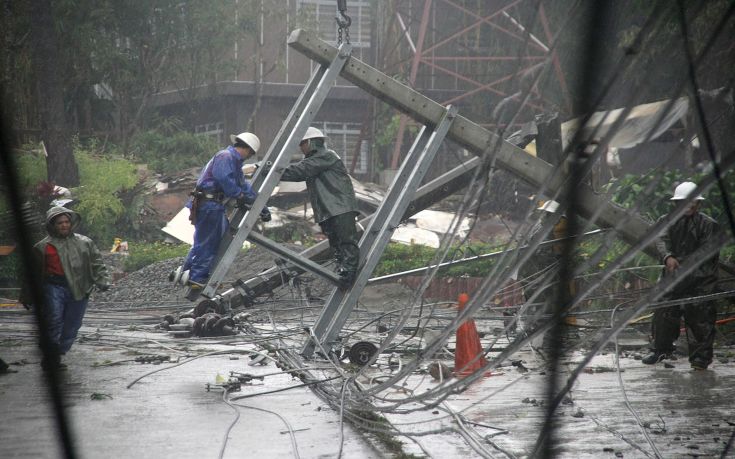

{"left": 29, "top": 206, "right": 110, "bottom": 301}
{"left": 655, "top": 211, "right": 719, "bottom": 293}
{"left": 281, "top": 143, "right": 359, "bottom": 223}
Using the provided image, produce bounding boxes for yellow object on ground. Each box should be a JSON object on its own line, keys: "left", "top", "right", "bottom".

{"left": 629, "top": 313, "right": 653, "bottom": 324}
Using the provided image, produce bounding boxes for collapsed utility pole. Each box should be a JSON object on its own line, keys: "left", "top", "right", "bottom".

{"left": 175, "top": 28, "right": 731, "bottom": 358}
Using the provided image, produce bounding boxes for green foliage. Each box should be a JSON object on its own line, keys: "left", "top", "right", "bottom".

{"left": 123, "top": 242, "right": 190, "bottom": 272}
{"left": 374, "top": 113, "right": 401, "bottom": 152}
{"left": 374, "top": 243, "right": 436, "bottom": 277}
{"left": 0, "top": 252, "right": 21, "bottom": 292}
{"left": 0, "top": 0, "right": 272, "bottom": 151}
{"left": 129, "top": 122, "right": 219, "bottom": 173}
{"left": 14, "top": 148, "right": 48, "bottom": 190}
{"left": 606, "top": 168, "right": 735, "bottom": 263}
{"left": 606, "top": 169, "right": 683, "bottom": 222}
{"left": 616, "top": 1, "right": 734, "bottom": 96}
{"left": 72, "top": 143, "right": 138, "bottom": 243}
{"left": 372, "top": 107, "right": 402, "bottom": 172}
{"left": 264, "top": 220, "right": 318, "bottom": 247}
{"left": 608, "top": 168, "right": 735, "bottom": 224}
{"left": 720, "top": 243, "right": 735, "bottom": 265}
{"left": 374, "top": 242, "right": 500, "bottom": 278}
{"left": 5, "top": 141, "right": 138, "bottom": 244}
{"left": 441, "top": 242, "right": 500, "bottom": 277}
{"left": 578, "top": 237, "right": 660, "bottom": 285}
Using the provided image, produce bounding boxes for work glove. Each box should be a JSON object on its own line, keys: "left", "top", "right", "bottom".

{"left": 236, "top": 194, "right": 251, "bottom": 209}
{"left": 260, "top": 210, "right": 272, "bottom": 223}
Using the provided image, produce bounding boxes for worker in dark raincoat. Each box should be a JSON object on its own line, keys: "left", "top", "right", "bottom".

{"left": 519, "top": 200, "right": 566, "bottom": 308}
{"left": 643, "top": 181, "right": 720, "bottom": 370}
{"left": 183, "top": 132, "right": 271, "bottom": 290}
{"left": 280, "top": 127, "right": 360, "bottom": 285}
{"left": 21, "top": 206, "right": 110, "bottom": 370}
{"left": 517, "top": 200, "right": 576, "bottom": 344}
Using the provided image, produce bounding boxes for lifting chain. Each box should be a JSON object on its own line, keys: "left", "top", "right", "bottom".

{"left": 336, "top": 0, "right": 351, "bottom": 45}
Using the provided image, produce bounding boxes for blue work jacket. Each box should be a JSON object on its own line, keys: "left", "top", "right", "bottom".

{"left": 196, "top": 146, "right": 257, "bottom": 203}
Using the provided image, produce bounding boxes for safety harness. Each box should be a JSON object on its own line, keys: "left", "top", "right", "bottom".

{"left": 188, "top": 189, "right": 225, "bottom": 224}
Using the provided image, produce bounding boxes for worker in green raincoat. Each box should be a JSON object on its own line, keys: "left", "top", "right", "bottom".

{"left": 643, "top": 182, "right": 720, "bottom": 370}
{"left": 281, "top": 127, "right": 360, "bottom": 285}
{"left": 21, "top": 206, "right": 110, "bottom": 370}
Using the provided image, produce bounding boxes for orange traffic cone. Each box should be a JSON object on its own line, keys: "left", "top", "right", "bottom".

{"left": 454, "top": 293, "right": 488, "bottom": 377}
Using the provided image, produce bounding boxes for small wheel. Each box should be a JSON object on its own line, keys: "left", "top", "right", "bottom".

{"left": 195, "top": 299, "right": 218, "bottom": 317}
{"left": 349, "top": 341, "right": 378, "bottom": 366}
{"left": 172, "top": 266, "right": 184, "bottom": 284}
{"left": 203, "top": 314, "right": 221, "bottom": 336}
{"left": 180, "top": 269, "right": 190, "bottom": 286}
{"left": 213, "top": 317, "right": 235, "bottom": 335}
{"left": 192, "top": 317, "right": 206, "bottom": 336}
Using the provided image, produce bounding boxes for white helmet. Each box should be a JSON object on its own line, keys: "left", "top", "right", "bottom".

{"left": 230, "top": 132, "right": 261, "bottom": 154}
{"left": 671, "top": 181, "right": 704, "bottom": 201}
{"left": 537, "top": 200, "right": 560, "bottom": 213}
{"left": 302, "top": 127, "right": 324, "bottom": 142}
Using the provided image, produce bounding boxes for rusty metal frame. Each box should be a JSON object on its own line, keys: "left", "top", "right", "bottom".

{"left": 387, "top": 0, "right": 571, "bottom": 166}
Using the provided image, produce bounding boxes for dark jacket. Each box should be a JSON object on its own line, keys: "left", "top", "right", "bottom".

{"left": 655, "top": 211, "right": 719, "bottom": 293}
{"left": 281, "top": 143, "right": 358, "bottom": 223}
{"left": 27, "top": 207, "right": 110, "bottom": 301}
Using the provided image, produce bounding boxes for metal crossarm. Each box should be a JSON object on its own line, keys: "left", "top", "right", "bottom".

{"left": 246, "top": 231, "right": 342, "bottom": 285}
{"left": 287, "top": 29, "right": 657, "bottom": 256}
{"left": 205, "top": 156, "right": 483, "bottom": 310}
{"left": 302, "top": 105, "right": 458, "bottom": 357}
{"left": 200, "top": 43, "right": 352, "bottom": 298}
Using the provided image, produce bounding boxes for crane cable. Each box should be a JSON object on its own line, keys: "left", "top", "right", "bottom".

{"left": 336, "top": 0, "right": 351, "bottom": 44}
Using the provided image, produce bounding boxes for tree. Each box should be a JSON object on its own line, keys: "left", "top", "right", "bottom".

{"left": 28, "top": 0, "right": 80, "bottom": 186}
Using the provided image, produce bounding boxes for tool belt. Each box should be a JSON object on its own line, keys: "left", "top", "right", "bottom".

{"left": 189, "top": 189, "right": 225, "bottom": 224}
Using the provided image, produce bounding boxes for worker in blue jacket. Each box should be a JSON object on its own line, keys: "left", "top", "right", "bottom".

{"left": 183, "top": 132, "right": 271, "bottom": 291}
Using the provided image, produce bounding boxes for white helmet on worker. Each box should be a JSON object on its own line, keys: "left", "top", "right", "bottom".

{"left": 302, "top": 127, "right": 325, "bottom": 142}
{"left": 671, "top": 181, "right": 704, "bottom": 201}
{"left": 230, "top": 132, "right": 261, "bottom": 154}
{"left": 537, "top": 200, "right": 560, "bottom": 213}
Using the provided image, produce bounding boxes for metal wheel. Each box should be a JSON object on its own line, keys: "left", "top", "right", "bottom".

{"left": 349, "top": 341, "right": 378, "bottom": 366}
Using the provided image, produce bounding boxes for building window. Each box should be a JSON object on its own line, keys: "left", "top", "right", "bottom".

{"left": 194, "top": 122, "right": 224, "bottom": 144}
{"left": 317, "top": 121, "right": 368, "bottom": 175}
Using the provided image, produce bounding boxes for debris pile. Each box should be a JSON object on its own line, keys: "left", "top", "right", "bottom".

{"left": 159, "top": 312, "right": 239, "bottom": 338}
{"left": 90, "top": 244, "right": 334, "bottom": 309}
{"left": 90, "top": 256, "right": 186, "bottom": 308}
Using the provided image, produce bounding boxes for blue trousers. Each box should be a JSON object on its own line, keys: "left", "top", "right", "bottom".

{"left": 183, "top": 205, "right": 228, "bottom": 283}
{"left": 43, "top": 283, "right": 88, "bottom": 354}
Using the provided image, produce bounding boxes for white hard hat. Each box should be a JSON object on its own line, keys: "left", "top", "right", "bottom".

{"left": 230, "top": 132, "right": 261, "bottom": 154}
{"left": 537, "top": 200, "right": 560, "bottom": 213}
{"left": 51, "top": 198, "right": 75, "bottom": 208}
{"left": 53, "top": 185, "right": 72, "bottom": 199}
{"left": 671, "top": 181, "right": 704, "bottom": 201}
{"left": 301, "top": 127, "right": 324, "bottom": 142}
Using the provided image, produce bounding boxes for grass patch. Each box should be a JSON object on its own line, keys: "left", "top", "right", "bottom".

{"left": 122, "top": 241, "right": 190, "bottom": 272}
